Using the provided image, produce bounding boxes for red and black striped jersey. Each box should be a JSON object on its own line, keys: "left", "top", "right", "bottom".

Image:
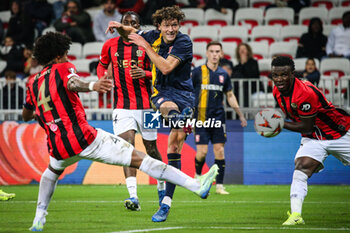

{"left": 273, "top": 78, "right": 350, "bottom": 140}
{"left": 98, "top": 36, "right": 152, "bottom": 109}
{"left": 24, "top": 62, "right": 97, "bottom": 160}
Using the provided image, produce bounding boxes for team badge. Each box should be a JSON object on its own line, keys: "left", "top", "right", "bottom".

{"left": 300, "top": 102, "right": 312, "bottom": 112}
{"left": 49, "top": 123, "right": 58, "bottom": 132}
{"left": 291, "top": 103, "right": 297, "bottom": 109}
{"left": 219, "top": 75, "right": 224, "bottom": 83}
{"left": 195, "top": 134, "right": 200, "bottom": 142}
{"left": 136, "top": 50, "right": 143, "bottom": 57}
{"left": 114, "top": 52, "right": 119, "bottom": 57}
{"left": 168, "top": 46, "right": 173, "bottom": 54}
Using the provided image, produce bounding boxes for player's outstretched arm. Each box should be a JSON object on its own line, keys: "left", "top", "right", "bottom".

{"left": 226, "top": 91, "right": 247, "bottom": 127}
{"left": 105, "top": 21, "right": 136, "bottom": 41}
{"left": 128, "top": 33, "right": 180, "bottom": 75}
{"left": 284, "top": 116, "right": 315, "bottom": 134}
{"left": 67, "top": 74, "right": 113, "bottom": 93}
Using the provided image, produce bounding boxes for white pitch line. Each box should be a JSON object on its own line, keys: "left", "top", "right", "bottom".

{"left": 110, "top": 226, "right": 350, "bottom": 233}
{"left": 3, "top": 200, "right": 350, "bottom": 204}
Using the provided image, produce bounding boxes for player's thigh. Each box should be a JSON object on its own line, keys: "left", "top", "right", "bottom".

{"left": 49, "top": 155, "right": 82, "bottom": 171}
{"left": 327, "top": 130, "right": 350, "bottom": 166}
{"left": 112, "top": 109, "right": 138, "bottom": 136}
{"left": 134, "top": 109, "right": 158, "bottom": 141}
{"left": 295, "top": 137, "right": 328, "bottom": 172}
{"left": 79, "top": 129, "right": 134, "bottom": 166}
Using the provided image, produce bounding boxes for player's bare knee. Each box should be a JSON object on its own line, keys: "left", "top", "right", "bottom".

{"left": 130, "top": 149, "right": 146, "bottom": 168}
{"left": 295, "top": 158, "right": 318, "bottom": 177}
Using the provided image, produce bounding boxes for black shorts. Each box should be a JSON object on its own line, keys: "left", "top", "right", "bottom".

{"left": 195, "top": 124, "right": 226, "bottom": 144}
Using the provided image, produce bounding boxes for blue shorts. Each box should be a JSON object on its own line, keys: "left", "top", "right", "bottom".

{"left": 194, "top": 124, "right": 226, "bottom": 144}
{"left": 151, "top": 87, "right": 194, "bottom": 112}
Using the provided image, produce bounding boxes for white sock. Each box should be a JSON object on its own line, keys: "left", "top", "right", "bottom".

{"left": 125, "top": 176, "right": 137, "bottom": 198}
{"left": 157, "top": 180, "right": 165, "bottom": 191}
{"left": 34, "top": 168, "right": 59, "bottom": 222}
{"left": 290, "top": 170, "right": 308, "bottom": 214}
{"left": 161, "top": 196, "right": 172, "bottom": 207}
{"left": 139, "top": 155, "right": 200, "bottom": 192}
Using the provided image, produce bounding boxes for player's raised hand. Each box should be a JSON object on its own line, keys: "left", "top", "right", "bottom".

{"left": 130, "top": 66, "right": 146, "bottom": 79}
{"left": 128, "top": 33, "right": 148, "bottom": 49}
{"left": 93, "top": 74, "right": 113, "bottom": 93}
{"left": 105, "top": 21, "right": 122, "bottom": 34}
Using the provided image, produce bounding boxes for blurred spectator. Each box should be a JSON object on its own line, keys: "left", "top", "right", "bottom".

{"left": 1, "top": 70, "right": 24, "bottom": 109}
{"left": 54, "top": 0, "right": 95, "bottom": 44}
{"left": 53, "top": 0, "right": 67, "bottom": 20}
{"left": 6, "top": 0, "right": 35, "bottom": 47}
{"left": 116, "top": 0, "right": 144, "bottom": 14}
{"left": 232, "top": 43, "right": 261, "bottom": 107}
{"left": 141, "top": 0, "right": 176, "bottom": 25}
{"left": 0, "top": 36, "right": 25, "bottom": 76}
{"left": 23, "top": 45, "right": 43, "bottom": 75}
{"left": 25, "top": 0, "right": 54, "bottom": 37}
{"left": 189, "top": 0, "right": 238, "bottom": 14}
{"left": 296, "top": 17, "right": 327, "bottom": 60}
{"left": 326, "top": 11, "right": 350, "bottom": 59}
{"left": 93, "top": 0, "right": 122, "bottom": 42}
{"left": 303, "top": 58, "right": 320, "bottom": 86}
{"left": 219, "top": 50, "right": 234, "bottom": 77}
{"left": 267, "top": 0, "right": 309, "bottom": 13}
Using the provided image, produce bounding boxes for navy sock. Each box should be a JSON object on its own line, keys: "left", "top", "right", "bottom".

{"left": 165, "top": 153, "right": 181, "bottom": 199}
{"left": 215, "top": 159, "right": 225, "bottom": 184}
{"left": 195, "top": 158, "right": 205, "bottom": 175}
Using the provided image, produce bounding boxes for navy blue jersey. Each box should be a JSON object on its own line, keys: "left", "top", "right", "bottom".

{"left": 192, "top": 65, "right": 232, "bottom": 122}
{"left": 141, "top": 30, "right": 193, "bottom": 95}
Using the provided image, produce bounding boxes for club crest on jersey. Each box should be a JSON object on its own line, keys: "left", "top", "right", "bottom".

{"left": 291, "top": 103, "right": 298, "bottom": 109}
{"left": 219, "top": 75, "right": 224, "bottom": 83}
{"left": 136, "top": 50, "right": 143, "bottom": 57}
{"left": 168, "top": 46, "right": 173, "bottom": 54}
{"left": 114, "top": 51, "right": 119, "bottom": 57}
{"left": 195, "top": 134, "right": 200, "bottom": 142}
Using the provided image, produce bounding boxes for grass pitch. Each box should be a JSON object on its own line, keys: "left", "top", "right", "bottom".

{"left": 1, "top": 185, "right": 350, "bottom": 233}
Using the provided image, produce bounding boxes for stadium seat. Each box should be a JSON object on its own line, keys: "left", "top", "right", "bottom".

{"left": 251, "top": 25, "right": 281, "bottom": 45}
{"left": 234, "top": 8, "right": 264, "bottom": 34}
{"left": 269, "top": 41, "right": 297, "bottom": 58}
{"left": 249, "top": 41, "right": 269, "bottom": 60}
{"left": 0, "top": 10, "right": 11, "bottom": 29}
{"left": 221, "top": 42, "right": 237, "bottom": 60}
{"left": 341, "top": 0, "right": 350, "bottom": 6}
{"left": 179, "top": 25, "right": 190, "bottom": 35}
{"left": 192, "top": 58, "right": 206, "bottom": 68}
{"left": 71, "top": 59, "right": 92, "bottom": 77}
{"left": 299, "top": 7, "right": 328, "bottom": 26}
{"left": 294, "top": 58, "right": 320, "bottom": 72}
{"left": 181, "top": 8, "right": 205, "bottom": 26}
{"left": 252, "top": 92, "right": 275, "bottom": 108}
{"left": 281, "top": 25, "right": 307, "bottom": 42}
{"left": 250, "top": 0, "right": 275, "bottom": 9}
{"left": 82, "top": 42, "right": 103, "bottom": 60}
{"left": 236, "top": 0, "right": 248, "bottom": 7}
{"left": 193, "top": 42, "right": 207, "bottom": 60}
{"left": 320, "top": 58, "right": 350, "bottom": 78}
{"left": 265, "top": 7, "right": 294, "bottom": 26}
{"left": 311, "top": 0, "right": 337, "bottom": 10}
{"left": 86, "top": 8, "right": 100, "bottom": 20}
{"left": 190, "top": 26, "right": 219, "bottom": 43}
{"left": 258, "top": 58, "right": 272, "bottom": 78}
{"left": 204, "top": 8, "right": 233, "bottom": 26}
{"left": 79, "top": 91, "right": 99, "bottom": 109}
{"left": 328, "top": 7, "right": 350, "bottom": 25}
{"left": 42, "top": 27, "right": 56, "bottom": 35}
{"left": 68, "top": 42, "right": 82, "bottom": 60}
{"left": 0, "top": 60, "right": 6, "bottom": 74}
{"left": 219, "top": 26, "right": 249, "bottom": 45}
{"left": 323, "top": 24, "right": 336, "bottom": 36}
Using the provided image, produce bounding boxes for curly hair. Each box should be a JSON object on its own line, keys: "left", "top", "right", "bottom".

{"left": 271, "top": 56, "right": 295, "bottom": 72}
{"left": 152, "top": 5, "right": 185, "bottom": 27}
{"left": 33, "top": 32, "right": 71, "bottom": 65}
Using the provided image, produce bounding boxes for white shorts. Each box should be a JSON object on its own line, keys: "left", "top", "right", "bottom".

{"left": 112, "top": 109, "right": 157, "bottom": 141}
{"left": 295, "top": 130, "right": 350, "bottom": 172}
{"left": 49, "top": 129, "right": 134, "bottom": 170}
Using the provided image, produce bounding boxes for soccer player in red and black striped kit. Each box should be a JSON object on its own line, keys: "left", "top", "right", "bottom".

{"left": 97, "top": 11, "right": 164, "bottom": 211}
{"left": 271, "top": 56, "right": 350, "bottom": 225}
{"left": 23, "top": 32, "right": 218, "bottom": 231}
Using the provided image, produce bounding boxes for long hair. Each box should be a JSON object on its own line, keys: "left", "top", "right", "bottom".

{"left": 235, "top": 43, "right": 253, "bottom": 63}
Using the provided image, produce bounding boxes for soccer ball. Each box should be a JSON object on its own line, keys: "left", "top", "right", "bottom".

{"left": 254, "top": 109, "right": 284, "bottom": 137}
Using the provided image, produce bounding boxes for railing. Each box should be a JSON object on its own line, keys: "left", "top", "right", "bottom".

{"left": 0, "top": 76, "right": 349, "bottom": 121}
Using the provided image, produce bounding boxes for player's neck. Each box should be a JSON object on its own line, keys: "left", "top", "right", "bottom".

{"left": 207, "top": 62, "right": 218, "bottom": 71}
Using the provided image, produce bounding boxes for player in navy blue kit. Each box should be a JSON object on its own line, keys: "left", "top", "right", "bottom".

{"left": 106, "top": 6, "right": 198, "bottom": 222}
{"left": 192, "top": 42, "right": 247, "bottom": 194}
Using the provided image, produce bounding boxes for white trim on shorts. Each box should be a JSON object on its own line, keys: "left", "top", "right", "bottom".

{"left": 49, "top": 129, "right": 134, "bottom": 170}
{"left": 112, "top": 108, "right": 157, "bottom": 141}
{"left": 295, "top": 130, "right": 350, "bottom": 172}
